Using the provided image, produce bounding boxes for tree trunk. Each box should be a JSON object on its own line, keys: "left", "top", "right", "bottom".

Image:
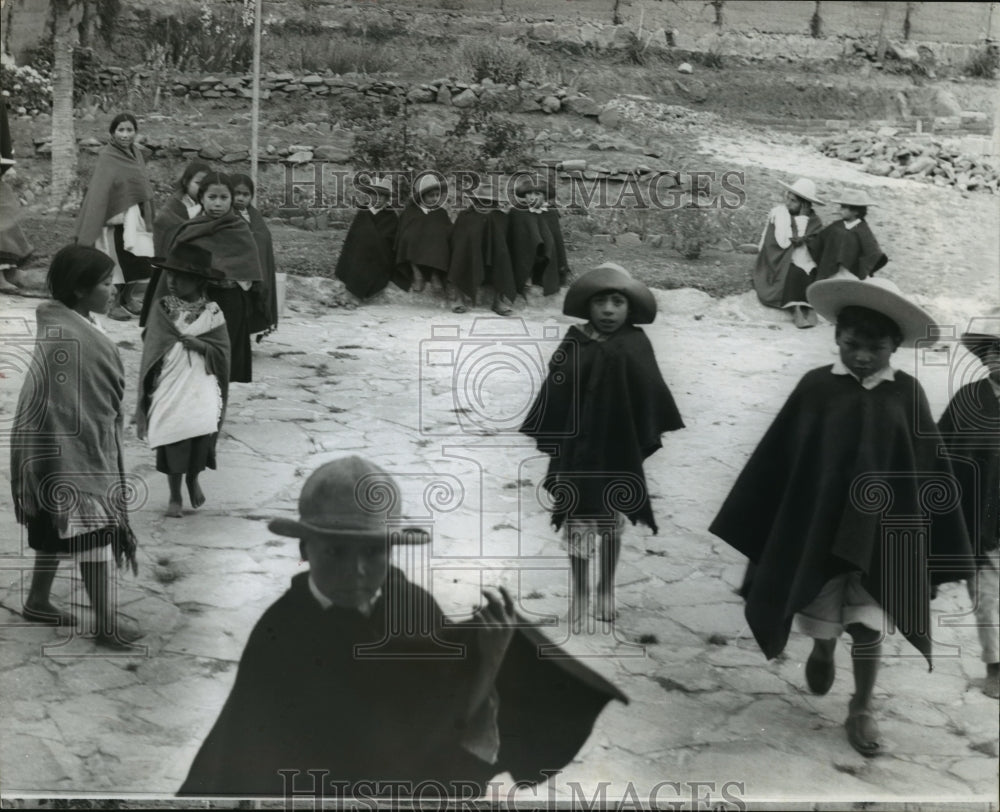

{"left": 50, "top": 0, "right": 80, "bottom": 211}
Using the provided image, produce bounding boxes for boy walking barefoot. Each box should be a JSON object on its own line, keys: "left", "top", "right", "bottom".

{"left": 710, "top": 276, "right": 973, "bottom": 756}
{"left": 937, "top": 320, "right": 1000, "bottom": 699}
{"left": 521, "top": 264, "right": 684, "bottom": 630}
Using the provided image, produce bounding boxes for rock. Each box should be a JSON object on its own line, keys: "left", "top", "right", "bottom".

{"left": 932, "top": 88, "right": 962, "bottom": 117}
{"left": 649, "top": 234, "right": 664, "bottom": 248}
{"left": 451, "top": 88, "right": 478, "bottom": 108}
{"left": 436, "top": 86, "right": 452, "bottom": 105}
{"left": 678, "top": 62, "right": 693, "bottom": 74}
{"left": 540, "top": 95, "right": 561, "bottom": 114}
{"left": 736, "top": 243, "right": 759, "bottom": 254}
{"left": 598, "top": 106, "right": 621, "bottom": 128}
{"left": 407, "top": 87, "right": 436, "bottom": 104}
{"left": 887, "top": 41, "right": 920, "bottom": 62}
{"left": 716, "top": 237, "right": 734, "bottom": 252}
{"left": 221, "top": 150, "right": 249, "bottom": 163}
{"left": 313, "top": 144, "right": 351, "bottom": 162}
{"left": 876, "top": 126, "right": 899, "bottom": 138}
{"left": 198, "top": 144, "right": 225, "bottom": 160}
{"left": 301, "top": 74, "right": 323, "bottom": 85}
{"left": 563, "top": 95, "right": 602, "bottom": 117}
{"left": 866, "top": 160, "right": 894, "bottom": 176}
{"left": 903, "top": 154, "right": 936, "bottom": 175}
{"left": 285, "top": 150, "right": 314, "bottom": 164}
{"left": 615, "top": 231, "right": 642, "bottom": 247}
{"left": 202, "top": 90, "right": 221, "bottom": 98}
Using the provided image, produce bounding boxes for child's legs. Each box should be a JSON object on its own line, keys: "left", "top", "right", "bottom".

{"left": 595, "top": 514, "right": 625, "bottom": 596}
{"left": 967, "top": 550, "right": 1000, "bottom": 664}
{"left": 26, "top": 552, "right": 62, "bottom": 611}
{"left": 167, "top": 474, "right": 183, "bottom": 502}
{"left": 846, "top": 622, "right": 882, "bottom": 711}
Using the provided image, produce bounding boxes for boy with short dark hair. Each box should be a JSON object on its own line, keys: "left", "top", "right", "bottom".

{"left": 710, "top": 276, "right": 973, "bottom": 757}
{"left": 937, "top": 320, "right": 1000, "bottom": 699}
{"left": 521, "top": 263, "right": 684, "bottom": 628}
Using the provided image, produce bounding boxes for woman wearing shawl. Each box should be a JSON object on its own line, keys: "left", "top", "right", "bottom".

{"left": 752, "top": 178, "right": 824, "bottom": 328}
{"left": 74, "top": 112, "right": 156, "bottom": 321}
{"left": 0, "top": 102, "right": 34, "bottom": 292}
{"left": 139, "top": 161, "right": 211, "bottom": 327}
{"left": 146, "top": 172, "right": 262, "bottom": 383}
{"left": 12, "top": 246, "right": 141, "bottom": 649}
{"left": 230, "top": 173, "right": 278, "bottom": 338}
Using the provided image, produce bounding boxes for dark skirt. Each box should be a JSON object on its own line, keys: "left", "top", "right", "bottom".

{"left": 780, "top": 263, "right": 812, "bottom": 308}
{"left": 112, "top": 224, "right": 153, "bottom": 283}
{"left": 207, "top": 284, "right": 252, "bottom": 383}
{"left": 156, "top": 433, "right": 218, "bottom": 476}
{"left": 26, "top": 511, "right": 121, "bottom": 557}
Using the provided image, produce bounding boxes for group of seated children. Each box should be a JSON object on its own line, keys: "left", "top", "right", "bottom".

{"left": 335, "top": 173, "right": 570, "bottom": 315}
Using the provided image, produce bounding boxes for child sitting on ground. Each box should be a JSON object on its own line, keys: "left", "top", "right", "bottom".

{"left": 395, "top": 173, "right": 451, "bottom": 295}
{"left": 809, "top": 190, "right": 887, "bottom": 282}
{"left": 710, "top": 275, "right": 973, "bottom": 757}
{"left": 334, "top": 176, "right": 398, "bottom": 301}
{"left": 520, "top": 263, "right": 684, "bottom": 628}
{"left": 136, "top": 243, "right": 230, "bottom": 518}
{"left": 937, "top": 320, "right": 1000, "bottom": 699}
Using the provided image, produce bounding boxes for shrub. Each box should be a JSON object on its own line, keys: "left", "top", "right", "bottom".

{"left": 667, "top": 204, "right": 719, "bottom": 259}
{"left": 19, "top": 43, "right": 104, "bottom": 104}
{"left": 0, "top": 62, "right": 53, "bottom": 113}
{"left": 464, "top": 41, "right": 537, "bottom": 86}
{"left": 448, "top": 103, "right": 535, "bottom": 172}
{"left": 137, "top": 1, "right": 255, "bottom": 73}
{"left": 964, "top": 44, "right": 999, "bottom": 79}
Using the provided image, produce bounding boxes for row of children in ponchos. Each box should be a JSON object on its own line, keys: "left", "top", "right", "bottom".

{"left": 334, "top": 174, "right": 571, "bottom": 315}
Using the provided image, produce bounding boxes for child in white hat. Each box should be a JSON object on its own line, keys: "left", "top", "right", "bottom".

{"left": 711, "top": 275, "right": 974, "bottom": 757}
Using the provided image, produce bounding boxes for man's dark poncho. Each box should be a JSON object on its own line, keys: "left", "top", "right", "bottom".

{"left": 520, "top": 324, "right": 685, "bottom": 533}
{"left": 710, "top": 367, "right": 974, "bottom": 664}
{"left": 178, "top": 567, "right": 627, "bottom": 798}
{"left": 334, "top": 208, "right": 399, "bottom": 299}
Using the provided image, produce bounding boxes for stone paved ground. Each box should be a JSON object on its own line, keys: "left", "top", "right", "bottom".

{"left": 1, "top": 140, "right": 998, "bottom": 809}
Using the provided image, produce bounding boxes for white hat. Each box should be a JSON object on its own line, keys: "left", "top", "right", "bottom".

{"left": 413, "top": 173, "right": 444, "bottom": 197}
{"left": 778, "top": 177, "right": 823, "bottom": 205}
{"left": 835, "top": 189, "right": 878, "bottom": 208}
{"left": 807, "top": 276, "right": 937, "bottom": 347}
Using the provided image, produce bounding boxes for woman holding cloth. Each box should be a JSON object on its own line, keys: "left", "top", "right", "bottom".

{"left": 74, "top": 112, "right": 156, "bottom": 321}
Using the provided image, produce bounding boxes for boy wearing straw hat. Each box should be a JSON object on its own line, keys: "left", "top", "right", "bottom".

{"left": 395, "top": 173, "right": 451, "bottom": 294}
{"left": 809, "top": 189, "right": 888, "bottom": 282}
{"left": 335, "top": 176, "right": 399, "bottom": 300}
{"left": 937, "top": 319, "right": 1000, "bottom": 699}
{"left": 180, "top": 455, "right": 629, "bottom": 798}
{"left": 751, "top": 178, "right": 824, "bottom": 328}
{"left": 710, "top": 276, "right": 973, "bottom": 757}
{"left": 521, "top": 264, "right": 684, "bottom": 628}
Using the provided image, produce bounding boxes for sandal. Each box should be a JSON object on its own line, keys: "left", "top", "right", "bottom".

{"left": 806, "top": 648, "right": 836, "bottom": 695}
{"left": 844, "top": 709, "right": 880, "bottom": 757}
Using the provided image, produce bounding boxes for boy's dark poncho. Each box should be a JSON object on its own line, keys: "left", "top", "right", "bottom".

{"left": 937, "top": 378, "right": 1000, "bottom": 555}
{"left": 709, "top": 367, "right": 974, "bottom": 664}
{"left": 809, "top": 219, "right": 888, "bottom": 281}
{"left": 507, "top": 208, "right": 561, "bottom": 296}
{"left": 448, "top": 207, "right": 516, "bottom": 303}
{"left": 178, "top": 567, "right": 627, "bottom": 797}
{"left": 334, "top": 207, "right": 399, "bottom": 299}
{"left": 394, "top": 204, "right": 451, "bottom": 290}
{"left": 520, "top": 324, "right": 685, "bottom": 533}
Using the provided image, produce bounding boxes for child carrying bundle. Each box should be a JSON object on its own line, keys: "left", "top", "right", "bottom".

{"left": 136, "top": 244, "right": 231, "bottom": 518}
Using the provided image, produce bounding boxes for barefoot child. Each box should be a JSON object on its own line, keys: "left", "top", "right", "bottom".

{"left": 394, "top": 173, "right": 451, "bottom": 294}
{"left": 507, "top": 177, "right": 560, "bottom": 298}
{"left": 136, "top": 243, "right": 230, "bottom": 517}
{"left": 809, "top": 190, "right": 887, "bottom": 282}
{"left": 937, "top": 320, "right": 1000, "bottom": 699}
{"left": 447, "top": 187, "right": 516, "bottom": 315}
{"left": 11, "top": 245, "right": 140, "bottom": 648}
{"left": 335, "top": 176, "right": 399, "bottom": 301}
{"left": 521, "top": 264, "right": 684, "bottom": 626}
{"left": 710, "top": 276, "right": 973, "bottom": 756}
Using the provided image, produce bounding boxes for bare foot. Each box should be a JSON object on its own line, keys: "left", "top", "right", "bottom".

{"left": 592, "top": 594, "right": 616, "bottom": 622}
{"left": 166, "top": 500, "right": 183, "bottom": 518}
{"left": 94, "top": 619, "right": 144, "bottom": 649}
{"left": 23, "top": 602, "right": 78, "bottom": 626}
{"left": 187, "top": 477, "right": 205, "bottom": 509}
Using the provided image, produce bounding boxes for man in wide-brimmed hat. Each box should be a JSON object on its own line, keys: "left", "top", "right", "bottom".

{"left": 179, "top": 455, "right": 629, "bottom": 798}
{"left": 711, "top": 275, "right": 974, "bottom": 757}
{"left": 335, "top": 175, "right": 399, "bottom": 300}
{"left": 752, "top": 177, "right": 825, "bottom": 328}
{"left": 809, "top": 188, "right": 888, "bottom": 282}
{"left": 937, "top": 316, "right": 1000, "bottom": 699}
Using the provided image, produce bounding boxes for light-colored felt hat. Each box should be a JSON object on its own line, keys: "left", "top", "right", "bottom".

{"left": 835, "top": 189, "right": 878, "bottom": 208}
{"left": 807, "top": 275, "right": 936, "bottom": 347}
{"left": 371, "top": 176, "right": 393, "bottom": 195}
{"left": 778, "top": 177, "right": 824, "bottom": 205}
{"left": 562, "top": 262, "right": 657, "bottom": 325}
{"left": 413, "top": 173, "right": 445, "bottom": 198}
{"left": 268, "top": 456, "right": 430, "bottom": 544}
